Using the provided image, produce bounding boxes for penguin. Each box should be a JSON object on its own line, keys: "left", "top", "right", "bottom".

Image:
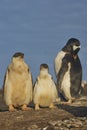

{"left": 54, "top": 38, "right": 82, "bottom": 103}
{"left": 34, "top": 63, "right": 58, "bottom": 110}
{"left": 3, "top": 52, "right": 33, "bottom": 111}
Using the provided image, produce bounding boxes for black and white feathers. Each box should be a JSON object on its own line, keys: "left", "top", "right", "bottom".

{"left": 54, "top": 38, "right": 82, "bottom": 103}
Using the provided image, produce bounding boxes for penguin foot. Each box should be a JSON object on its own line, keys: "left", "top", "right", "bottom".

{"left": 9, "top": 105, "right": 17, "bottom": 112}
{"left": 60, "top": 99, "right": 72, "bottom": 105}
{"left": 21, "top": 104, "right": 32, "bottom": 111}
{"left": 35, "top": 104, "right": 40, "bottom": 110}
{"left": 55, "top": 98, "right": 61, "bottom": 103}
{"left": 49, "top": 103, "right": 56, "bottom": 109}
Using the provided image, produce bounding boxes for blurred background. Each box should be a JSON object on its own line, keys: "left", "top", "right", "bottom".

{"left": 0, "top": 0, "right": 87, "bottom": 88}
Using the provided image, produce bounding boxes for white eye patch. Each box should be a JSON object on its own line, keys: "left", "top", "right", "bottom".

{"left": 73, "top": 45, "right": 81, "bottom": 51}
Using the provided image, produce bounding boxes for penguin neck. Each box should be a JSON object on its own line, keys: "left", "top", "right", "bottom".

{"left": 62, "top": 47, "right": 78, "bottom": 60}
{"left": 62, "top": 49, "right": 70, "bottom": 54}
{"left": 62, "top": 46, "right": 71, "bottom": 54}
{"left": 72, "top": 54, "right": 78, "bottom": 60}
{"left": 71, "top": 50, "right": 79, "bottom": 60}
{"left": 39, "top": 69, "right": 49, "bottom": 78}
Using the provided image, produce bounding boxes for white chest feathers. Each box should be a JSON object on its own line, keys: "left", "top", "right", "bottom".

{"left": 61, "top": 62, "right": 71, "bottom": 90}
{"left": 34, "top": 72, "right": 58, "bottom": 107}
{"left": 54, "top": 51, "right": 66, "bottom": 76}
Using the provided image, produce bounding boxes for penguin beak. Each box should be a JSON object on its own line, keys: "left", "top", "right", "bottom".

{"left": 78, "top": 45, "right": 81, "bottom": 49}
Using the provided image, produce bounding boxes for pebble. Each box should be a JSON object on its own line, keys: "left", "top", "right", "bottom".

{"left": 27, "top": 124, "right": 40, "bottom": 130}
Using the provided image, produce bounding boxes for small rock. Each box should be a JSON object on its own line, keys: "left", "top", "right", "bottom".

{"left": 55, "top": 126, "right": 69, "bottom": 130}
{"left": 57, "top": 120, "right": 63, "bottom": 126}
{"left": 49, "top": 120, "right": 58, "bottom": 126}
{"left": 44, "top": 126, "right": 54, "bottom": 130}
{"left": 27, "top": 124, "right": 39, "bottom": 130}
{"left": 65, "top": 123, "right": 72, "bottom": 128}
{"left": 31, "top": 124, "right": 38, "bottom": 129}
{"left": 16, "top": 115, "right": 23, "bottom": 120}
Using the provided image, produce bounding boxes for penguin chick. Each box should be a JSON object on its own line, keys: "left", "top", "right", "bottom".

{"left": 54, "top": 38, "right": 82, "bottom": 104}
{"left": 34, "top": 63, "right": 58, "bottom": 110}
{"left": 3, "top": 52, "right": 33, "bottom": 111}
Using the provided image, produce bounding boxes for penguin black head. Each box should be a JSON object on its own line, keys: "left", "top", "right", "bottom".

{"left": 12, "top": 52, "right": 24, "bottom": 63}
{"left": 62, "top": 38, "right": 81, "bottom": 55}
{"left": 40, "top": 63, "right": 49, "bottom": 71}
{"left": 12, "top": 52, "right": 24, "bottom": 59}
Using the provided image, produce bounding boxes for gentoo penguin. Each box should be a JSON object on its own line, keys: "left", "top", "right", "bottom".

{"left": 54, "top": 38, "right": 82, "bottom": 103}
{"left": 3, "top": 52, "right": 33, "bottom": 111}
{"left": 34, "top": 64, "right": 58, "bottom": 110}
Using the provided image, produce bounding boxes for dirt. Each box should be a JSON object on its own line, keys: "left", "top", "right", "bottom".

{"left": 0, "top": 90, "right": 87, "bottom": 130}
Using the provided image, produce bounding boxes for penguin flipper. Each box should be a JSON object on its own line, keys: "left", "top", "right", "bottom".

{"left": 57, "top": 58, "right": 68, "bottom": 91}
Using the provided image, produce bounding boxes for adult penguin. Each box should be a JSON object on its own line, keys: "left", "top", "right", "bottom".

{"left": 54, "top": 38, "right": 82, "bottom": 103}
{"left": 3, "top": 52, "right": 33, "bottom": 111}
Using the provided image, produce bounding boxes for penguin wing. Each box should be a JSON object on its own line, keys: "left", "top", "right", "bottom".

{"left": 51, "top": 77, "right": 58, "bottom": 99}
{"left": 33, "top": 78, "right": 39, "bottom": 102}
{"left": 2, "top": 67, "right": 9, "bottom": 98}
{"left": 33, "top": 78, "right": 39, "bottom": 93}
{"left": 2, "top": 67, "right": 13, "bottom": 105}
{"left": 28, "top": 68, "right": 33, "bottom": 101}
{"left": 28, "top": 68, "right": 33, "bottom": 84}
{"left": 54, "top": 51, "right": 66, "bottom": 76}
{"left": 57, "top": 58, "right": 68, "bottom": 90}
